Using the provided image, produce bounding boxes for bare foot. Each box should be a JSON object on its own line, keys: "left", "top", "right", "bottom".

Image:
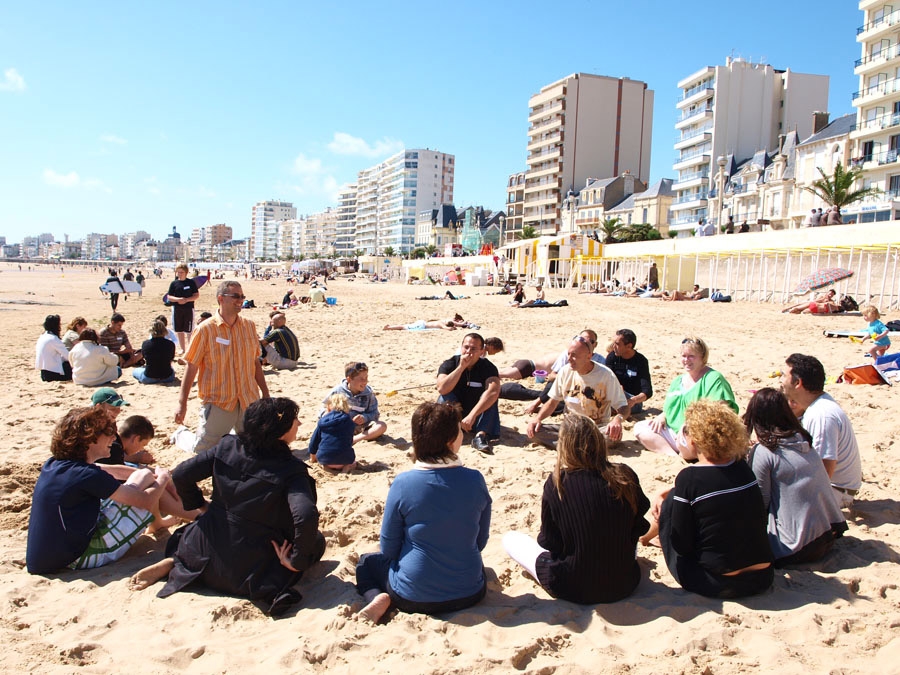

{"left": 359, "top": 592, "right": 391, "bottom": 624}
{"left": 129, "top": 558, "right": 175, "bottom": 591}
{"left": 146, "top": 515, "right": 180, "bottom": 534}
{"left": 341, "top": 462, "right": 357, "bottom": 474}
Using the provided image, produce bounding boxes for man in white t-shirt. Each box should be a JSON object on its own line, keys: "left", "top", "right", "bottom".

{"left": 526, "top": 335, "right": 628, "bottom": 449}
{"left": 781, "top": 353, "right": 862, "bottom": 507}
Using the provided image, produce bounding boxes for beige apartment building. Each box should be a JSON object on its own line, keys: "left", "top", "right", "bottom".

{"left": 522, "top": 73, "right": 653, "bottom": 238}
{"left": 672, "top": 58, "right": 828, "bottom": 235}
{"left": 850, "top": 0, "right": 900, "bottom": 222}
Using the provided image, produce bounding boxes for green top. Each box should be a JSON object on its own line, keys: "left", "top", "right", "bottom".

{"left": 663, "top": 368, "right": 737, "bottom": 433}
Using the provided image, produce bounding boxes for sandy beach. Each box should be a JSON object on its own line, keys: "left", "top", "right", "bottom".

{"left": 2, "top": 263, "right": 899, "bottom": 674}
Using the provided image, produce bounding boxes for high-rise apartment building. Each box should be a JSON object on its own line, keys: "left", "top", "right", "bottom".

{"left": 505, "top": 171, "right": 525, "bottom": 244}
{"left": 672, "top": 58, "right": 828, "bottom": 234}
{"left": 851, "top": 2, "right": 900, "bottom": 221}
{"left": 522, "top": 73, "right": 653, "bottom": 237}
{"left": 251, "top": 200, "right": 296, "bottom": 260}
{"left": 355, "top": 149, "right": 454, "bottom": 254}
{"left": 335, "top": 185, "right": 358, "bottom": 256}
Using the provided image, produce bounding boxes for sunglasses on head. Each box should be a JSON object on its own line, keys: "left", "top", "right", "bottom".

{"left": 572, "top": 335, "right": 592, "bottom": 348}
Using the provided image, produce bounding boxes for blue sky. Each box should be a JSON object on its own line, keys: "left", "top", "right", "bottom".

{"left": 0, "top": 1, "right": 863, "bottom": 242}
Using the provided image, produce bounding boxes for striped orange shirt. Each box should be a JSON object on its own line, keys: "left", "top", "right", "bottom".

{"left": 185, "top": 311, "right": 261, "bottom": 411}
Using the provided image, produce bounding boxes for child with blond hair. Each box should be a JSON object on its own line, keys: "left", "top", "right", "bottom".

{"left": 309, "top": 393, "right": 357, "bottom": 472}
{"left": 860, "top": 305, "right": 891, "bottom": 358}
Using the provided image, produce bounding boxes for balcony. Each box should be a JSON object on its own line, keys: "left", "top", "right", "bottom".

{"left": 673, "top": 151, "right": 710, "bottom": 171}
{"left": 670, "top": 193, "right": 709, "bottom": 212}
{"left": 731, "top": 183, "right": 749, "bottom": 194}
{"left": 528, "top": 101, "right": 564, "bottom": 123}
{"left": 855, "top": 43, "right": 900, "bottom": 74}
{"left": 857, "top": 8, "right": 900, "bottom": 38}
{"left": 852, "top": 110, "right": 900, "bottom": 140}
{"left": 674, "top": 130, "right": 712, "bottom": 151}
{"left": 676, "top": 84, "right": 714, "bottom": 109}
{"left": 669, "top": 209, "right": 708, "bottom": 228}
{"left": 672, "top": 170, "right": 710, "bottom": 189}
{"left": 527, "top": 132, "right": 562, "bottom": 152}
{"left": 852, "top": 77, "right": 900, "bottom": 105}
{"left": 527, "top": 146, "right": 561, "bottom": 163}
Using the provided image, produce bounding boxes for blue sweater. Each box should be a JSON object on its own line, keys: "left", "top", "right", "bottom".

{"left": 309, "top": 410, "right": 355, "bottom": 465}
{"left": 382, "top": 466, "right": 491, "bottom": 603}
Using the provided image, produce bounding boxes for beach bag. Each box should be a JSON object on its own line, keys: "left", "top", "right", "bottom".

{"left": 710, "top": 291, "right": 732, "bottom": 302}
{"left": 886, "top": 320, "right": 900, "bottom": 331}
{"left": 839, "top": 295, "right": 858, "bottom": 312}
{"left": 839, "top": 364, "right": 889, "bottom": 385}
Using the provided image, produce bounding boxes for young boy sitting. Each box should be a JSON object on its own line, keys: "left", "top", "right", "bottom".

{"left": 310, "top": 393, "right": 357, "bottom": 472}
{"left": 322, "top": 361, "right": 387, "bottom": 444}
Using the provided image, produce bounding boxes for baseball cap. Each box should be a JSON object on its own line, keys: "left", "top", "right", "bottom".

{"left": 91, "top": 387, "right": 130, "bottom": 407}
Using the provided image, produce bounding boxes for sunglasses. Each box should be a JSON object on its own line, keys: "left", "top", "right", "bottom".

{"left": 572, "top": 335, "right": 594, "bottom": 348}
{"left": 221, "top": 293, "right": 246, "bottom": 300}
{"left": 347, "top": 362, "right": 368, "bottom": 376}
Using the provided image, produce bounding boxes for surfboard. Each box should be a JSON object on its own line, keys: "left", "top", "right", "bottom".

{"left": 823, "top": 329, "right": 900, "bottom": 338}
{"left": 163, "top": 275, "right": 208, "bottom": 305}
{"left": 100, "top": 280, "right": 142, "bottom": 294}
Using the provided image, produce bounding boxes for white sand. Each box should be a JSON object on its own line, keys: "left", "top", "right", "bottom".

{"left": 1, "top": 263, "right": 899, "bottom": 674}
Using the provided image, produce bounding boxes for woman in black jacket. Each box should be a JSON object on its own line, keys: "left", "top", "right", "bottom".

{"left": 129, "top": 397, "right": 325, "bottom": 616}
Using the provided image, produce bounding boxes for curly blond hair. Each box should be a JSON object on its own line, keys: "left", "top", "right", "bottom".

{"left": 683, "top": 399, "right": 748, "bottom": 463}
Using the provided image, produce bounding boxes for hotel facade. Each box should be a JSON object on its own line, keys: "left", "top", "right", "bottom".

{"left": 672, "top": 58, "right": 828, "bottom": 234}
{"left": 521, "top": 73, "right": 653, "bottom": 238}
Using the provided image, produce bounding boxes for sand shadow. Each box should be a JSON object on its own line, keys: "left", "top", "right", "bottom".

{"left": 849, "top": 498, "right": 900, "bottom": 528}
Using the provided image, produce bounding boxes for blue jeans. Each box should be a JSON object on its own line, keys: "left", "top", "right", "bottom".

{"left": 132, "top": 367, "right": 175, "bottom": 384}
{"left": 438, "top": 393, "right": 501, "bottom": 439}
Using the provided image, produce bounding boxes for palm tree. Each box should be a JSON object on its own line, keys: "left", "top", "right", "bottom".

{"left": 801, "top": 162, "right": 881, "bottom": 213}
{"left": 599, "top": 217, "right": 624, "bottom": 243}
{"left": 383, "top": 246, "right": 396, "bottom": 257}
{"left": 619, "top": 223, "right": 662, "bottom": 242}
{"left": 517, "top": 225, "right": 538, "bottom": 240}
{"left": 425, "top": 244, "right": 437, "bottom": 256}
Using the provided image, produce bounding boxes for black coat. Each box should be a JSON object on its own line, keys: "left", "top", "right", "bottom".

{"left": 159, "top": 435, "right": 325, "bottom": 606}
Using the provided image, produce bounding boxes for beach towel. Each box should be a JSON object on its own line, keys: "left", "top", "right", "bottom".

{"left": 838, "top": 364, "right": 890, "bottom": 385}
{"left": 518, "top": 300, "right": 568, "bottom": 308}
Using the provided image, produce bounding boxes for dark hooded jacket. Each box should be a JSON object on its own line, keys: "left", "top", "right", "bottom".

{"left": 159, "top": 435, "right": 324, "bottom": 606}
{"left": 308, "top": 410, "right": 355, "bottom": 465}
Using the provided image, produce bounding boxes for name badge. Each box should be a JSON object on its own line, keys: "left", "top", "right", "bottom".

{"left": 216, "top": 337, "right": 231, "bottom": 346}
{"left": 565, "top": 396, "right": 580, "bottom": 404}
{"left": 626, "top": 369, "right": 637, "bottom": 378}
{"left": 468, "top": 381, "right": 483, "bottom": 388}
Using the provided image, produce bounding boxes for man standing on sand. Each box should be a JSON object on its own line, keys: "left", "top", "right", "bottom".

{"left": 526, "top": 335, "right": 628, "bottom": 449}
{"left": 437, "top": 333, "right": 501, "bottom": 454}
{"left": 174, "top": 281, "right": 269, "bottom": 453}
{"left": 780, "top": 353, "right": 861, "bottom": 508}
{"left": 167, "top": 263, "right": 200, "bottom": 354}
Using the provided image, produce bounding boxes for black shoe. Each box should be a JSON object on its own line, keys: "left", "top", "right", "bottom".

{"left": 471, "top": 433, "right": 493, "bottom": 454}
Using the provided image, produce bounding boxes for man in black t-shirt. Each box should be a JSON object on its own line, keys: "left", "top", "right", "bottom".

{"left": 437, "top": 333, "right": 501, "bottom": 453}
{"left": 605, "top": 328, "right": 653, "bottom": 416}
{"left": 167, "top": 263, "right": 200, "bottom": 354}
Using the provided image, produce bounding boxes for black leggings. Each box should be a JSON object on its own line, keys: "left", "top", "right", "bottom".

{"left": 356, "top": 553, "right": 486, "bottom": 615}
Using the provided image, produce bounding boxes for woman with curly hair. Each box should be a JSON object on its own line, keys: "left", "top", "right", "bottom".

{"left": 503, "top": 413, "right": 650, "bottom": 603}
{"left": 647, "top": 400, "right": 773, "bottom": 598}
{"left": 129, "top": 397, "right": 325, "bottom": 618}
{"left": 743, "top": 388, "right": 847, "bottom": 565}
{"left": 26, "top": 407, "right": 170, "bottom": 574}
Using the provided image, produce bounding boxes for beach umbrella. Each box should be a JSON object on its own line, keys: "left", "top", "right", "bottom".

{"left": 792, "top": 267, "right": 853, "bottom": 295}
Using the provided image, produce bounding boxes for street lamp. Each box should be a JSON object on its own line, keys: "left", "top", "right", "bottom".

{"left": 716, "top": 155, "right": 727, "bottom": 235}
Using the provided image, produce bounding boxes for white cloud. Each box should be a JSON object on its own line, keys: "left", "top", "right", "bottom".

{"left": 100, "top": 134, "right": 127, "bottom": 145}
{"left": 0, "top": 68, "right": 25, "bottom": 92}
{"left": 43, "top": 169, "right": 111, "bottom": 193}
{"left": 287, "top": 152, "right": 340, "bottom": 201}
{"left": 327, "top": 132, "right": 403, "bottom": 158}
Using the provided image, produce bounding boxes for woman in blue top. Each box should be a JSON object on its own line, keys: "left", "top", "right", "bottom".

{"left": 356, "top": 401, "right": 492, "bottom": 623}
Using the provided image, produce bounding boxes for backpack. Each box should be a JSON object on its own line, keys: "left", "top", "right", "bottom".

{"left": 886, "top": 320, "right": 900, "bottom": 332}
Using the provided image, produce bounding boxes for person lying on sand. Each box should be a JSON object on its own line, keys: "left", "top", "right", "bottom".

{"left": 781, "top": 289, "right": 841, "bottom": 314}
{"left": 383, "top": 313, "right": 469, "bottom": 330}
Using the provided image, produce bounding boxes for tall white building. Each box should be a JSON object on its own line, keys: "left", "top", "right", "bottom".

{"left": 354, "top": 149, "right": 454, "bottom": 254}
{"left": 523, "top": 73, "right": 654, "bottom": 237}
{"left": 672, "top": 57, "right": 828, "bottom": 234}
{"left": 335, "top": 185, "right": 358, "bottom": 256}
{"left": 251, "top": 200, "right": 296, "bottom": 260}
{"left": 850, "top": 1, "right": 900, "bottom": 222}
